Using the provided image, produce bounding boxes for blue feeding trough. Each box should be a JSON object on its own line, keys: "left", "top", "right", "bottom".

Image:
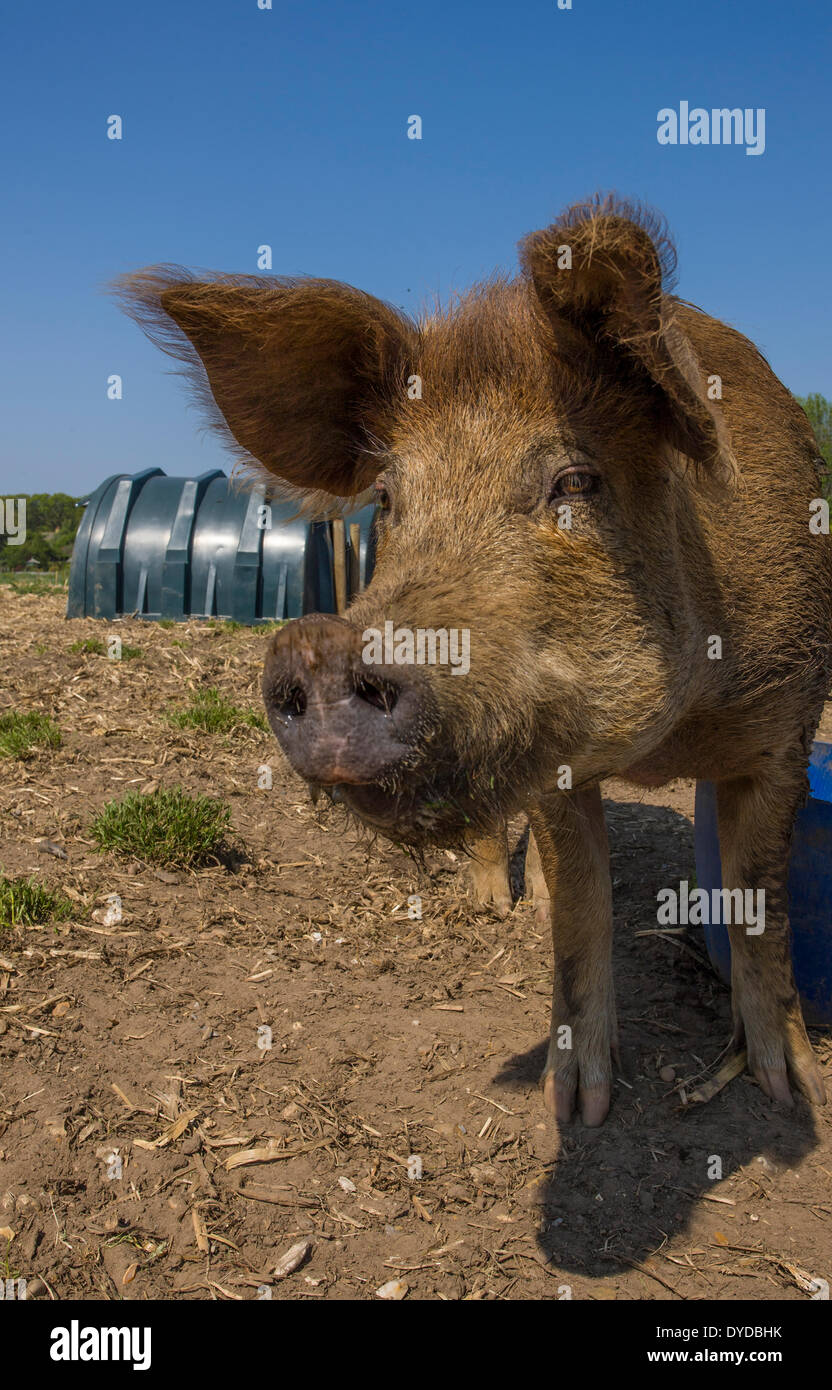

{"left": 695, "top": 740, "right": 832, "bottom": 1024}
{"left": 67, "top": 468, "right": 376, "bottom": 625}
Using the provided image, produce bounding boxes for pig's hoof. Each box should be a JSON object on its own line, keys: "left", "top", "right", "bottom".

{"left": 471, "top": 886, "right": 512, "bottom": 918}
{"left": 752, "top": 1053, "right": 827, "bottom": 1107}
{"left": 797, "top": 1063, "right": 828, "bottom": 1106}
{"left": 739, "top": 1007, "right": 827, "bottom": 1107}
{"left": 542, "top": 1072, "right": 611, "bottom": 1127}
{"left": 531, "top": 896, "right": 551, "bottom": 929}
{"left": 466, "top": 862, "right": 512, "bottom": 917}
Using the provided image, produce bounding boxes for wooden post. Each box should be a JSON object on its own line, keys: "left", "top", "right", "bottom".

{"left": 332, "top": 518, "right": 347, "bottom": 615}
{"left": 348, "top": 522, "right": 361, "bottom": 599}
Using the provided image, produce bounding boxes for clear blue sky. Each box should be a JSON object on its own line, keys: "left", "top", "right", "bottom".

{"left": 2, "top": 0, "right": 830, "bottom": 495}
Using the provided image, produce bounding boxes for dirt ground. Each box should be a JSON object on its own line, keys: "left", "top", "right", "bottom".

{"left": 1, "top": 589, "right": 831, "bottom": 1302}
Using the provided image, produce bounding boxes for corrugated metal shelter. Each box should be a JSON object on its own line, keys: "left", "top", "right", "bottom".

{"left": 66, "top": 468, "right": 375, "bottom": 624}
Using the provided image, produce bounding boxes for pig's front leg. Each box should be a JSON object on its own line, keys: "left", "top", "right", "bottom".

{"left": 466, "top": 828, "right": 512, "bottom": 917}
{"left": 530, "top": 785, "right": 618, "bottom": 1126}
{"left": 716, "top": 766, "right": 826, "bottom": 1106}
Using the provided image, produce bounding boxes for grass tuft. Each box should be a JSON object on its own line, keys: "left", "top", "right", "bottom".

{"left": 0, "top": 710, "right": 61, "bottom": 759}
{"left": 90, "top": 786, "right": 231, "bottom": 868}
{"left": 0, "top": 875, "right": 74, "bottom": 930}
{"left": 208, "top": 619, "right": 246, "bottom": 634}
{"left": 168, "top": 687, "right": 267, "bottom": 734}
{"left": 69, "top": 637, "right": 106, "bottom": 655}
{"left": 69, "top": 637, "right": 142, "bottom": 659}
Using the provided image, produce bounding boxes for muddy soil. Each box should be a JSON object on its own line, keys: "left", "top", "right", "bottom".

{"left": 1, "top": 591, "right": 830, "bottom": 1301}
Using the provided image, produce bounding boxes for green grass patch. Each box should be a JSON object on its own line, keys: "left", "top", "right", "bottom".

{"left": 168, "top": 686, "right": 267, "bottom": 735}
{"left": 0, "top": 571, "right": 69, "bottom": 594}
{"left": 0, "top": 875, "right": 74, "bottom": 930}
{"left": 207, "top": 619, "right": 247, "bottom": 634}
{"left": 69, "top": 637, "right": 106, "bottom": 655}
{"left": 69, "top": 637, "right": 142, "bottom": 659}
{"left": 208, "top": 619, "right": 285, "bottom": 634}
{"left": 90, "top": 786, "right": 231, "bottom": 868}
{"left": 0, "top": 710, "right": 61, "bottom": 759}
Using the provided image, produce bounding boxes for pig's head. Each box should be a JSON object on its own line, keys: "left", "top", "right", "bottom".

{"left": 117, "top": 196, "right": 736, "bottom": 847}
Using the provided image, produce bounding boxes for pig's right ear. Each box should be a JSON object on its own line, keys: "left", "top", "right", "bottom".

{"left": 113, "top": 268, "right": 418, "bottom": 504}
{"left": 520, "top": 197, "right": 737, "bottom": 486}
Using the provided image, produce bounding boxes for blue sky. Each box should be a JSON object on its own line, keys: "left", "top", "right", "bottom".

{"left": 2, "top": 0, "right": 830, "bottom": 495}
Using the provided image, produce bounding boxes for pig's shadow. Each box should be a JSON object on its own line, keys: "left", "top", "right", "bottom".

{"left": 494, "top": 798, "right": 826, "bottom": 1277}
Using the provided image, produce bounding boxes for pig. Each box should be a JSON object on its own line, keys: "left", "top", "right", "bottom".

{"left": 117, "top": 194, "right": 831, "bottom": 1126}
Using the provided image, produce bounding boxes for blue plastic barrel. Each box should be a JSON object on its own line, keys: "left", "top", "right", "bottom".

{"left": 695, "top": 740, "right": 832, "bottom": 1024}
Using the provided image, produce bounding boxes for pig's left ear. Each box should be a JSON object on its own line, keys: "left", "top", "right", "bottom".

{"left": 520, "top": 197, "right": 738, "bottom": 486}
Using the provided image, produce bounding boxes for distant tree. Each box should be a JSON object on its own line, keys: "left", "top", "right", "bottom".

{"left": 0, "top": 493, "right": 82, "bottom": 568}
{"left": 0, "top": 492, "right": 83, "bottom": 568}
{"left": 52, "top": 526, "right": 79, "bottom": 557}
{"left": 24, "top": 492, "right": 80, "bottom": 533}
{"left": 797, "top": 394, "right": 832, "bottom": 499}
{"left": 12, "top": 531, "right": 55, "bottom": 567}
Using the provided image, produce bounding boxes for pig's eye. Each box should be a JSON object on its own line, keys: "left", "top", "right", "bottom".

{"left": 374, "top": 481, "right": 391, "bottom": 511}
{"left": 549, "top": 468, "right": 598, "bottom": 501}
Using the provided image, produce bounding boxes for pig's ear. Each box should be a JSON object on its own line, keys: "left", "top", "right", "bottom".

{"left": 113, "top": 267, "right": 418, "bottom": 505}
{"left": 519, "top": 197, "right": 737, "bottom": 485}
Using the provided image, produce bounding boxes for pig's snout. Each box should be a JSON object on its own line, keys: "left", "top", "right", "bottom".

{"left": 262, "top": 614, "right": 427, "bottom": 787}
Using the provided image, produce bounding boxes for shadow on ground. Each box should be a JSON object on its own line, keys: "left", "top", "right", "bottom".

{"left": 496, "top": 798, "right": 825, "bottom": 1280}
